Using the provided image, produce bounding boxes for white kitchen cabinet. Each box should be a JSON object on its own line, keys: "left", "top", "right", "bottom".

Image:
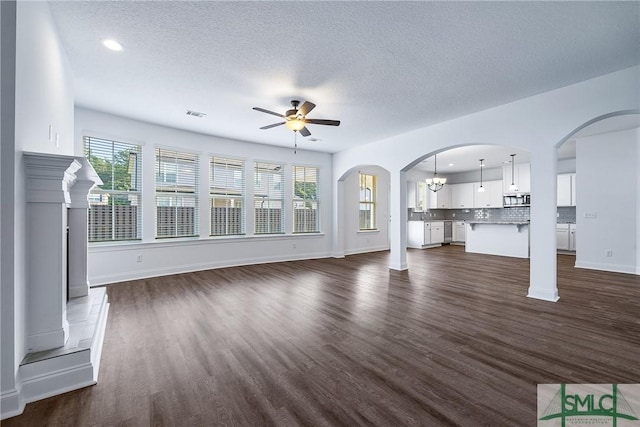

{"left": 407, "top": 221, "right": 425, "bottom": 248}
{"left": 407, "top": 181, "right": 417, "bottom": 209}
{"left": 451, "top": 183, "right": 474, "bottom": 209}
{"left": 407, "top": 221, "right": 445, "bottom": 248}
{"left": 503, "top": 162, "right": 530, "bottom": 193}
{"left": 431, "top": 221, "right": 444, "bottom": 244}
{"left": 427, "top": 184, "right": 451, "bottom": 209}
{"left": 453, "top": 221, "right": 466, "bottom": 243}
{"left": 556, "top": 223, "right": 576, "bottom": 251}
{"left": 556, "top": 224, "right": 570, "bottom": 250}
{"left": 557, "top": 174, "right": 576, "bottom": 207}
{"left": 417, "top": 181, "right": 428, "bottom": 211}
{"left": 473, "top": 180, "right": 503, "bottom": 208}
{"left": 569, "top": 223, "right": 576, "bottom": 251}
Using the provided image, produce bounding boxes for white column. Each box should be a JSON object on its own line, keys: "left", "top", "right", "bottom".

{"left": 67, "top": 157, "right": 102, "bottom": 298}
{"left": 389, "top": 170, "right": 408, "bottom": 270}
{"left": 24, "top": 153, "right": 81, "bottom": 352}
{"left": 528, "top": 147, "right": 559, "bottom": 302}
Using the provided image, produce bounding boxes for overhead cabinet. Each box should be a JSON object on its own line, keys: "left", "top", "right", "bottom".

{"left": 473, "top": 180, "right": 503, "bottom": 208}
{"left": 450, "top": 183, "right": 474, "bottom": 209}
{"left": 503, "top": 162, "right": 531, "bottom": 193}
{"left": 407, "top": 181, "right": 417, "bottom": 209}
{"left": 557, "top": 173, "right": 577, "bottom": 206}
{"left": 427, "top": 185, "right": 451, "bottom": 209}
{"left": 407, "top": 181, "right": 430, "bottom": 211}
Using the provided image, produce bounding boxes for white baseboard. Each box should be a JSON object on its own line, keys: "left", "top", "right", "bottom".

{"left": 1, "top": 388, "right": 24, "bottom": 420}
{"left": 527, "top": 287, "right": 560, "bottom": 302}
{"left": 90, "top": 251, "right": 333, "bottom": 286}
{"left": 343, "top": 246, "right": 389, "bottom": 256}
{"left": 575, "top": 261, "right": 638, "bottom": 275}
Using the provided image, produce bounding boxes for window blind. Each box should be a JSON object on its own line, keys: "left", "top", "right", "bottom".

{"left": 210, "top": 156, "right": 245, "bottom": 236}
{"left": 254, "top": 162, "right": 284, "bottom": 234}
{"left": 359, "top": 173, "right": 377, "bottom": 230}
{"left": 84, "top": 136, "right": 142, "bottom": 242}
{"left": 293, "top": 165, "right": 320, "bottom": 233}
{"left": 155, "top": 148, "right": 199, "bottom": 238}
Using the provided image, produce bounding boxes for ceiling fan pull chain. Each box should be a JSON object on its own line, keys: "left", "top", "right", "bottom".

{"left": 294, "top": 131, "right": 297, "bottom": 154}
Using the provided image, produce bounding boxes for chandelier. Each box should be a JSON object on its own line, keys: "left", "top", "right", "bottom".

{"left": 426, "top": 154, "right": 446, "bottom": 192}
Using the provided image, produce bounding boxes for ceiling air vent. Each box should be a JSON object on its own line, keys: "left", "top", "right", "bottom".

{"left": 186, "top": 110, "right": 206, "bottom": 118}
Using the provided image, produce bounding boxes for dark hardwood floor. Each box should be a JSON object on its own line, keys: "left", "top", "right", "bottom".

{"left": 5, "top": 245, "right": 640, "bottom": 426}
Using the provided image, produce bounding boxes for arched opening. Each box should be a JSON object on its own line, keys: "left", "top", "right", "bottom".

{"left": 334, "top": 165, "right": 391, "bottom": 258}
{"left": 403, "top": 143, "right": 532, "bottom": 275}
{"left": 555, "top": 110, "right": 640, "bottom": 276}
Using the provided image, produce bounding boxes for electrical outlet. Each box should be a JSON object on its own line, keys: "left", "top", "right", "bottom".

{"left": 452, "top": 213, "right": 455, "bottom": 217}
{"left": 136, "top": 254, "right": 142, "bottom": 262}
{"left": 292, "top": 243, "right": 296, "bottom": 249}
{"left": 605, "top": 249, "right": 613, "bottom": 257}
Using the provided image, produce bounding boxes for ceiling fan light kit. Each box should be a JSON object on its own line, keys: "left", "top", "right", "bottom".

{"left": 253, "top": 100, "right": 340, "bottom": 139}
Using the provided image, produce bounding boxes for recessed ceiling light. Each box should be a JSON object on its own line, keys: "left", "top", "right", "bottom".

{"left": 448, "top": 163, "right": 454, "bottom": 167}
{"left": 102, "top": 39, "right": 123, "bottom": 51}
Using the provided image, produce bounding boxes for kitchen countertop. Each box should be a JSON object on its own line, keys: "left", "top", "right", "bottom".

{"left": 467, "top": 220, "right": 529, "bottom": 225}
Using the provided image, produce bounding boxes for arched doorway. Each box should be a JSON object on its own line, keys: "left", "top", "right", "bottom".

{"left": 403, "top": 143, "right": 532, "bottom": 271}
{"left": 555, "top": 110, "right": 640, "bottom": 276}
{"left": 333, "top": 165, "right": 391, "bottom": 258}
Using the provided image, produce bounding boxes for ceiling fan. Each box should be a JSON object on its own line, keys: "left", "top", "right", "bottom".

{"left": 252, "top": 100, "right": 340, "bottom": 137}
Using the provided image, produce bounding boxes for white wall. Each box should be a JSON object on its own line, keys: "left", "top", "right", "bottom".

{"left": 75, "top": 107, "right": 334, "bottom": 285}
{"left": 2, "top": 1, "right": 76, "bottom": 419}
{"left": 341, "top": 166, "right": 390, "bottom": 255}
{"left": 575, "top": 128, "right": 639, "bottom": 274}
{"left": 332, "top": 66, "right": 639, "bottom": 299}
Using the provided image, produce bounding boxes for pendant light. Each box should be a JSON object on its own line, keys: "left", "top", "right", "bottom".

{"left": 477, "top": 159, "right": 486, "bottom": 192}
{"left": 508, "top": 154, "right": 518, "bottom": 192}
{"left": 426, "top": 154, "right": 446, "bottom": 192}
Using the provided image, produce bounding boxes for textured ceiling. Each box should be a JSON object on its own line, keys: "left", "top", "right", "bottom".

{"left": 48, "top": 1, "right": 639, "bottom": 155}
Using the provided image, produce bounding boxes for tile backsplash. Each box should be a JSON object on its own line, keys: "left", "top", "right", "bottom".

{"left": 557, "top": 206, "right": 576, "bottom": 223}
{"left": 409, "top": 205, "right": 576, "bottom": 223}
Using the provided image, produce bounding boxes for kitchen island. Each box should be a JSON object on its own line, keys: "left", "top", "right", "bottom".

{"left": 465, "top": 221, "right": 530, "bottom": 258}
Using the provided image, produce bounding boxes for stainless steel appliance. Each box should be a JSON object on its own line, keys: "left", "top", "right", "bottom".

{"left": 444, "top": 221, "right": 452, "bottom": 243}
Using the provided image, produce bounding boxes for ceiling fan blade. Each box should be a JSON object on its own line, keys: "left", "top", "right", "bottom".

{"left": 260, "top": 122, "right": 285, "bottom": 130}
{"left": 253, "top": 107, "right": 285, "bottom": 118}
{"left": 304, "top": 119, "right": 340, "bottom": 126}
{"left": 299, "top": 127, "right": 311, "bottom": 137}
{"left": 298, "top": 101, "right": 316, "bottom": 116}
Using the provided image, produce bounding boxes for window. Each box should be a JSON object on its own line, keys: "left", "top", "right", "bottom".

{"left": 210, "top": 156, "right": 245, "bottom": 236}
{"left": 293, "top": 165, "right": 319, "bottom": 233}
{"left": 359, "top": 173, "right": 377, "bottom": 230}
{"left": 254, "top": 162, "right": 284, "bottom": 234}
{"left": 155, "top": 148, "right": 199, "bottom": 238}
{"left": 84, "top": 136, "right": 142, "bottom": 242}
